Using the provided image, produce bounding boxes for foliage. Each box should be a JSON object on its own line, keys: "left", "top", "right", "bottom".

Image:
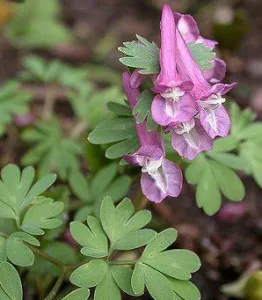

{"left": 69, "top": 197, "right": 201, "bottom": 300}
{"left": 20, "top": 56, "right": 88, "bottom": 90}
{"left": 0, "top": 81, "right": 32, "bottom": 136}
{"left": 88, "top": 106, "right": 140, "bottom": 159}
{"left": 69, "top": 163, "right": 131, "bottom": 219}
{"left": 118, "top": 35, "right": 160, "bottom": 75}
{"left": 133, "top": 89, "right": 157, "bottom": 131}
{"left": 118, "top": 34, "right": 216, "bottom": 74}
{"left": 185, "top": 102, "right": 262, "bottom": 215}
{"left": 0, "top": 164, "right": 63, "bottom": 268}
{"left": 4, "top": 0, "right": 72, "bottom": 48}
{"left": 22, "top": 120, "right": 82, "bottom": 180}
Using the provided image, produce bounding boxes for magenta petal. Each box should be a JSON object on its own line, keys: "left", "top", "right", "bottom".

{"left": 162, "top": 159, "right": 183, "bottom": 197}
{"left": 211, "top": 82, "right": 237, "bottom": 96}
{"left": 204, "top": 58, "right": 226, "bottom": 83}
{"left": 199, "top": 105, "right": 231, "bottom": 139}
{"left": 124, "top": 145, "right": 163, "bottom": 167}
{"left": 175, "top": 13, "right": 200, "bottom": 43}
{"left": 156, "top": 4, "right": 182, "bottom": 88}
{"left": 141, "top": 173, "right": 166, "bottom": 203}
{"left": 172, "top": 120, "right": 213, "bottom": 160}
{"left": 196, "top": 36, "right": 218, "bottom": 50}
{"left": 152, "top": 94, "right": 196, "bottom": 126}
{"left": 122, "top": 72, "right": 138, "bottom": 109}
{"left": 130, "top": 69, "right": 146, "bottom": 88}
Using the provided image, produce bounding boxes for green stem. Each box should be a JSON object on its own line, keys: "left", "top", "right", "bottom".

{"left": 44, "top": 269, "right": 67, "bottom": 300}
{"left": 27, "top": 244, "right": 65, "bottom": 269}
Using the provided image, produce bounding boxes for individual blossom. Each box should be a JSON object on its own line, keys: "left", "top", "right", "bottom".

{"left": 151, "top": 4, "right": 196, "bottom": 127}
{"left": 174, "top": 12, "right": 226, "bottom": 83}
{"left": 175, "top": 15, "right": 237, "bottom": 139}
{"left": 123, "top": 71, "right": 183, "bottom": 203}
{"left": 170, "top": 118, "right": 213, "bottom": 160}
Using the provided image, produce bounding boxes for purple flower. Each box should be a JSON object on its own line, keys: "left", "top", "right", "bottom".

{"left": 123, "top": 71, "right": 183, "bottom": 203}
{"left": 151, "top": 4, "right": 195, "bottom": 127}
{"left": 175, "top": 23, "right": 236, "bottom": 139}
{"left": 171, "top": 118, "right": 213, "bottom": 160}
{"left": 175, "top": 12, "right": 226, "bottom": 83}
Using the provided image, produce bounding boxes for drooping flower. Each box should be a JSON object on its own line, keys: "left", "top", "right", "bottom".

{"left": 151, "top": 4, "right": 196, "bottom": 127}
{"left": 175, "top": 21, "right": 237, "bottom": 139}
{"left": 175, "top": 12, "right": 226, "bottom": 83}
{"left": 123, "top": 71, "right": 183, "bottom": 203}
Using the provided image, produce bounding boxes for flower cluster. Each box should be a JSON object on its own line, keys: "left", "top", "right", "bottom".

{"left": 123, "top": 4, "right": 236, "bottom": 203}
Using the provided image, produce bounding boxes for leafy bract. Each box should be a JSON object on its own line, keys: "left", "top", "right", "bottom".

{"left": 88, "top": 117, "right": 140, "bottom": 159}
{"left": 22, "top": 120, "right": 82, "bottom": 180}
{"left": 0, "top": 81, "right": 31, "bottom": 136}
{"left": 0, "top": 262, "right": 23, "bottom": 300}
{"left": 118, "top": 35, "right": 160, "bottom": 75}
{"left": 70, "top": 163, "right": 131, "bottom": 219}
{"left": 118, "top": 35, "right": 216, "bottom": 74}
{"left": 188, "top": 42, "right": 216, "bottom": 71}
{"left": 4, "top": 0, "right": 71, "bottom": 48}
{"left": 133, "top": 89, "right": 157, "bottom": 131}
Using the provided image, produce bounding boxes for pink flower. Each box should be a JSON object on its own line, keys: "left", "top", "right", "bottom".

{"left": 151, "top": 4, "right": 195, "bottom": 127}
{"left": 175, "top": 12, "right": 226, "bottom": 83}
{"left": 123, "top": 71, "right": 183, "bottom": 203}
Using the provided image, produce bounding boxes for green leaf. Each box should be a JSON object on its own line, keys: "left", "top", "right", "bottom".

{"left": 6, "top": 232, "right": 39, "bottom": 267}
{"left": 212, "top": 136, "right": 239, "bottom": 153}
{"left": 210, "top": 160, "right": 245, "bottom": 201}
{"left": 62, "top": 288, "right": 90, "bottom": 300}
{"left": 143, "top": 264, "right": 174, "bottom": 300}
{"left": 207, "top": 152, "right": 246, "bottom": 170}
{"left": 170, "top": 278, "right": 201, "bottom": 300}
{"left": 113, "top": 229, "right": 157, "bottom": 250}
{"left": 118, "top": 35, "right": 160, "bottom": 75}
{"left": 111, "top": 265, "right": 136, "bottom": 296}
{"left": 0, "top": 81, "right": 31, "bottom": 136}
{"left": 94, "top": 268, "right": 121, "bottom": 300}
{"left": 196, "top": 161, "right": 221, "bottom": 216}
{"left": 133, "top": 89, "right": 157, "bottom": 131}
{"left": 188, "top": 42, "right": 216, "bottom": 71}
{"left": 142, "top": 250, "right": 201, "bottom": 280}
{"left": 0, "top": 164, "right": 56, "bottom": 221}
{"left": 100, "top": 197, "right": 152, "bottom": 249}
{"left": 70, "top": 259, "right": 108, "bottom": 288}
{"left": 107, "top": 102, "right": 132, "bottom": 117}
{"left": 22, "top": 120, "right": 81, "bottom": 180}
{"left": 131, "top": 262, "right": 145, "bottom": 295}
{"left": 142, "top": 228, "right": 177, "bottom": 258}
{"left": 21, "top": 197, "right": 64, "bottom": 235}
{"left": 0, "top": 262, "right": 23, "bottom": 300}
{"left": 69, "top": 171, "right": 91, "bottom": 203}
{"left": 70, "top": 217, "right": 108, "bottom": 258}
